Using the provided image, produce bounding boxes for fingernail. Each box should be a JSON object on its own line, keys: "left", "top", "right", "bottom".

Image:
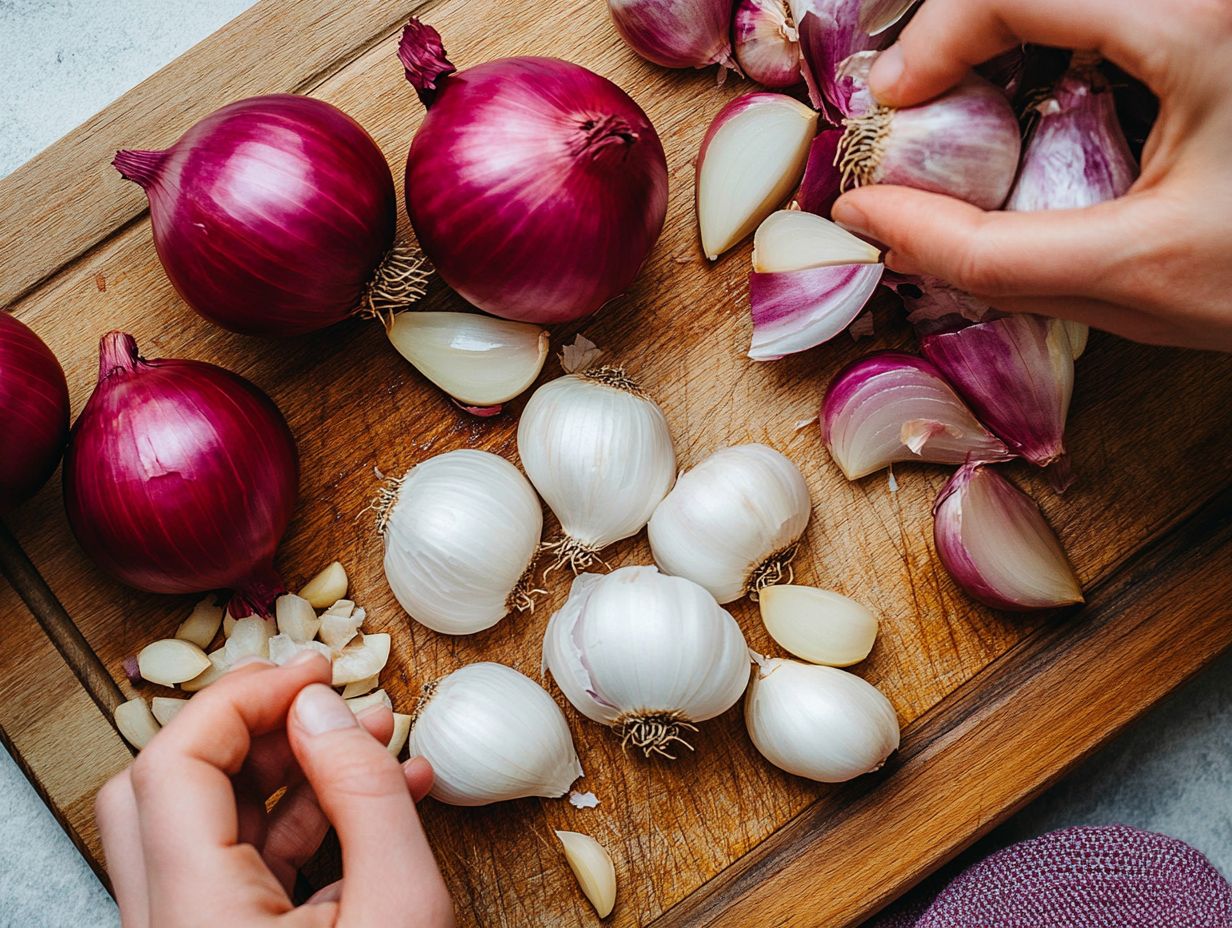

{"left": 884, "top": 249, "right": 923, "bottom": 277}
{"left": 296, "top": 684, "right": 357, "bottom": 736}
{"left": 869, "top": 45, "right": 904, "bottom": 100}
{"left": 232, "top": 656, "right": 276, "bottom": 670}
{"left": 831, "top": 200, "right": 871, "bottom": 238}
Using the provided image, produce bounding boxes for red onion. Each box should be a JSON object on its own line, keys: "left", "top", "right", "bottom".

{"left": 933, "top": 464, "right": 1083, "bottom": 611}
{"left": 822, "top": 351, "right": 1012, "bottom": 480}
{"left": 607, "top": 0, "right": 738, "bottom": 73}
{"left": 115, "top": 95, "right": 424, "bottom": 337}
{"left": 63, "top": 333, "right": 298, "bottom": 616}
{"left": 734, "top": 0, "right": 802, "bottom": 89}
{"left": 921, "top": 315, "right": 1075, "bottom": 480}
{"left": 398, "top": 19, "right": 668, "bottom": 324}
{"left": 0, "top": 315, "right": 69, "bottom": 514}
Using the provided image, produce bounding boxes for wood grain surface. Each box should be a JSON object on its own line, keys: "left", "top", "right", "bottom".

{"left": 1, "top": 0, "right": 1230, "bottom": 925}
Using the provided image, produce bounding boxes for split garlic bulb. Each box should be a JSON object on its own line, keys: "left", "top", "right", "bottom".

{"left": 543, "top": 566, "right": 750, "bottom": 757}
{"left": 745, "top": 656, "right": 900, "bottom": 783}
{"left": 409, "top": 662, "right": 582, "bottom": 806}
{"left": 648, "top": 444, "right": 811, "bottom": 604}
{"left": 380, "top": 450, "right": 542, "bottom": 635}
{"left": 518, "top": 368, "right": 676, "bottom": 571}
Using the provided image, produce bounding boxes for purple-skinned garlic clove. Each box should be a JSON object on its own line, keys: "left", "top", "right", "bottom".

{"left": 734, "top": 0, "right": 803, "bottom": 88}
{"left": 794, "top": 130, "right": 844, "bottom": 218}
{"left": 793, "top": 0, "right": 888, "bottom": 122}
{"left": 749, "top": 263, "right": 884, "bottom": 361}
{"left": 607, "top": 0, "right": 741, "bottom": 73}
{"left": 857, "top": 0, "right": 918, "bottom": 35}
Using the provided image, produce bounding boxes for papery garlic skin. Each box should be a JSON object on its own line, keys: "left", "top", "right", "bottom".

{"left": 385, "top": 311, "right": 549, "bottom": 406}
{"left": 734, "top": 0, "right": 802, "bottom": 89}
{"left": 933, "top": 464, "right": 1083, "bottom": 611}
{"left": 381, "top": 450, "right": 542, "bottom": 635}
{"left": 696, "top": 93, "right": 819, "bottom": 261}
{"left": 543, "top": 566, "right": 750, "bottom": 756}
{"left": 822, "top": 351, "right": 1013, "bottom": 480}
{"left": 518, "top": 370, "right": 675, "bottom": 571}
{"left": 793, "top": 0, "right": 886, "bottom": 121}
{"left": 608, "top": 0, "right": 738, "bottom": 72}
{"left": 648, "top": 444, "right": 811, "bottom": 603}
{"left": 884, "top": 274, "right": 1001, "bottom": 338}
{"left": 409, "top": 662, "right": 582, "bottom": 806}
{"left": 758, "top": 585, "right": 878, "bottom": 666}
{"left": 745, "top": 656, "right": 900, "bottom": 782}
{"left": 748, "top": 263, "right": 884, "bottom": 361}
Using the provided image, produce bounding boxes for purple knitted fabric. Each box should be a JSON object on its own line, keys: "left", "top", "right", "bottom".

{"left": 872, "top": 826, "right": 1232, "bottom": 928}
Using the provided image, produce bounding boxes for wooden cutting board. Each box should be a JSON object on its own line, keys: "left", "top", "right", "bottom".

{"left": 1, "top": 1, "right": 1230, "bottom": 925}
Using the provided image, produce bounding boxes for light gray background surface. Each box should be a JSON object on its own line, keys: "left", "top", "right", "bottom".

{"left": 1, "top": 3, "right": 1229, "bottom": 925}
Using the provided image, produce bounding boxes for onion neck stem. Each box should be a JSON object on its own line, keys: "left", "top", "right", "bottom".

{"left": 98, "top": 331, "right": 142, "bottom": 382}
{"left": 573, "top": 115, "right": 638, "bottom": 166}
{"left": 112, "top": 149, "right": 167, "bottom": 189}
{"left": 226, "top": 562, "right": 286, "bottom": 619}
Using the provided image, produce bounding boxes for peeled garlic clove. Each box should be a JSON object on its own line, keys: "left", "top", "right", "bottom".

{"left": 409, "top": 662, "right": 582, "bottom": 806}
{"left": 745, "top": 657, "right": 900, "bottom": 782}
{"left": 340, "top": 674, "right": 380, "bottom": 699}
{"left": 386, "top": 312, "right": 549, "bottom": 407}
{"left": 933, "top": 464, "right": 1084, "bottom": 611}
{"left": 794, "top": 130, "right": 843, "bottom": 218}
{"left": 748, "top": 263, "right": 884, "bottom": 361}
{"left": 556, "top": 831, "right": 617, "bottom": 919}
{"left": 298, "top": 561, "right": 348, "bottom": 609}
{"left": 137, "top": 639, "right": 211, "bottom": 686}
{"left": 543, "top": 567, "right": 750, "bottom": 757}
{"left": 921, "top": 315, "right": 1075, "bottom": 474}
{"left": 319, "top": 611, "right": 363, "bottom": 651}
{"left": 181, "top": 647, "right": 230, "bottom": 692}
{"left": 175, "top": 597, "right": 223, "bottom": 650}
{"left": 275, "top": 593, "right": 320, "bottom": 643}
{"left": 268, "top": 635, "right": 332, "bottom": 667}
{"left": 382, "top": 450, "right": 543, "bottom": 635}
{"left": 822, "top": 351, "right": 1014, "bottom": 480}
{"left": 331, "top": 633, "right": 391, "bottom": 686}
{"left": 387, "top": 712, "right": 412, "bottom": 757}
{"left": 752, "top": 210, "right": 881, "bottom": 273}
{"left": 518, "top": 370, "right": 675, "bottom": 572}
{"left": 758, "top": 585, "right": 877, "bottom": 666}
{"left": 346, "top": 689, "right": 393, "bottom": 714}
{"left": 224, "top": 616, "right": 274, "bottom": 665}
{"left": 323, "top": 599, "right": 355, "bottom": 618}
{"left": 649, "top": 444, "right": 811, "bottom": 604}
{"left": 733, "top": 0, "right": 802, "bottom": 89}
{"left": 114, "top": 698, "right": 160, "bottom": 750}
{"left": 696, "top": 92, "right": 818, "bottom": 260}
{"left": 150, "top": 696, "right": 188, "bottom": 727}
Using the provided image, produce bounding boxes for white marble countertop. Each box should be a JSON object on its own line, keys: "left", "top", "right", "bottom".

{"left": 1, "top": 3, "right": 1229, "bottom": 925}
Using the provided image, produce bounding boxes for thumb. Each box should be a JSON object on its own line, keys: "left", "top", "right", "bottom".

{"left": 832, "top": 186, "right": 1130, "bottom": 300}
{"left": 288, "top": 684, "right": 454, "bottom": 927}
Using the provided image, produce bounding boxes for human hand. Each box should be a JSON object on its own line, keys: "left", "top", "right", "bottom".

{"left": 95, "top": 654, "right": 455, "bottom": 928}
{"left": 831, "top": 0, "right": 1232, "bottom": 351}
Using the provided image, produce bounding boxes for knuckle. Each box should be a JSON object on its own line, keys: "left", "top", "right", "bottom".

{"left": 316, "top": 747, "right": 403, "bottom": 799}
{"left": 127, "top": 748, "right": 166, "bottom": 798}
{"left": 950, "top": 235, "right": 1014, "bottom": 296}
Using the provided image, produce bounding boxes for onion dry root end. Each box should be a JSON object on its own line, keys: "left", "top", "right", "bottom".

{"left": 410, "top": 679, "right": 439, "bottom": 727}
{"left": 372, "top": 475, "right": 407, "bottom": 536}
{"left": 580, "top": 365, "right": 645, "bottom": 398}
{"left": 838, "top": 106, "right": 892, "bottom": 190}
{"left": 541, "top": 537, "right": 609, "bottom": 577}
{"left": 362, "top": 242, "right": 432, "bottom": 326}
{"left": 507, "top": 559, "right": 548, "bottom": 614}
{"left": 746, "top": 543, "right": 799, "bottom": 600}
{"left": 617, "top": 711, "right": 699, "bottom": 759}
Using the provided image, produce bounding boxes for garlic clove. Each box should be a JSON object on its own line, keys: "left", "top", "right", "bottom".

{"left": 386, "top": 312, "right": 549, "bottom": 407}
{"left": 859, "top": 0, "right": 919, "bottom": 34}
{"left": 268, "top": 635, "right": 332, "bottom": 667}
{"left": 795, "top": 3, "right": 884, "bottom": 122}
{"left": 556, "top": 831, "right": 617, "bottom": 919}
{"left": 137, "top": 639, "right": 212, "bottom": 686}
{"left": 345, "top": 689, "right": 393, "bottom": 714}
{"left": 150, "top": 695, "right": 188, "bottom": 727}
{"left": 794, "top": 130, "right": 844, "bottom": 218}
{"left": 696, "top": 93, "right": 819, "bottom": 260}
{"left": 933, "top": 464, "right": 1084, "bottom": 611}
{"left": 298, "top": 561, "right": 348, "bottom": 609}
{"left": 340, "top": 674, "right": 380, "bottom": 699}
{"left": 822, "top": 350, "right": 1014, "bottom": 480}
{"left": 319, "top": 610, "right": 363, "bottom": 652}
{"left": 745, "top": 657, "right": 900, "bottom": 782}
{"left": 323, "top": 599, "right": 355, "bottom": 618}
{"left": 175, "top": 596, "right": 223, "bottom": 650}
{"left": 331, "top": 633, "right": 391, "bottom": 686}
{"left": 733, "top": 0, "right": 803, "bottom": 89}
{"left": 114, "top": 698, "right": 160, "bottom": 750}
{"left": 224, "top": 616, "right": 274, "bottom": 665}
{"left": 752, "top": 210, "right": 881, "bottom": 273}
{"left": 387, "top": 712, "right": 412, "bottom": 757}
{"left": 1064, "top": 321, "right": 1089, "bottom": 360}
{"left": 758, "top": 585, "right": 877, "bottom": 666}
{"left": 275, "top": 593, "right": 320, "bottom": 643}
{"left": 748, "top": 263, "right": 884, "bottom": 361}
{"left": 181, "top": 647, "right": 230, "bottom": 692}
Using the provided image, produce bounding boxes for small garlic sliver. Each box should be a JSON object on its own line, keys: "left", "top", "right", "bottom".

{"left": 137, "top": 638, "right": 211, "bottom": 686}
{"left": 752, "top": 210, "right": 882, "bottom": 273}
{"left": 340, "top": 674, "right": 380, "bottom": 699}
{"left": 181, "top": 647, "right": 230, "bottom": 692}
{"left": 332, "top": 633, "right": 391, "bottom": 686}
{"left": 150, "top": 696, "right": 188, "bottom": 727}
{"left": 224, "top": 616, "right": 274, "bottom": 665}
{"left": 299, "top": 561, "right": 348, "bottom": 609}
{"left": 175, "top": 597, "right": 223, "bottom": 650}
{"left": 114, "top": 698, "right": 160, "bottom": 750}
{"left": 386, "top": 311, "right": 549, "bottom": 407}
{"left": 276, "top": 593, "right": 320, "bottom": 643}
{"left": 758, "top": 585, "right": 878, "bottom": 666}
{"left": 556, "top": 830, "right": 616, "bottom": 918}
{"left": 387, "top": 712, "right": 412, "bottom": 757}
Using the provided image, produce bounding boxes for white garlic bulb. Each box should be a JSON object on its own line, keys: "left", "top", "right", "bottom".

{"left": 648, "top": 444, "right": 811, "bottom": 604}
{"left": 517, "top": 369, "right": 675, "bottom": 572}
{"left": 543, "top": 566, "right": 750, "bottom": 757}
{"left": 380, "top": 450, "right": 543, "bottom": 635}
{"left": 409, "top": 662, "right": 582, "bottom": 806}
{"left": 744, "top": 656, "right": 900, "bottom": 783}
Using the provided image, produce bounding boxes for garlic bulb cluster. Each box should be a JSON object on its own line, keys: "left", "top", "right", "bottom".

{"left": 648, "top": 444, "right": 811, "bottom": 603}
{"left": 409, "top": 662, "right": 582, "bottom": 806}
{"left": 543, "top": 566, "right": 750, "bottom": 758}
{"left": 380, "top": 450, "right": 543, "bottom": 635}
{"left": 745, "top": 656, "right": 900, "bottom": 782}
{"left": 518, "top": 369, "right": 675, "bottom": 572}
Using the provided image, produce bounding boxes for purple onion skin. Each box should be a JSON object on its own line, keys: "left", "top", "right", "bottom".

{"left": 796, "top": 1, "right": 887, "bottom": 123}
{"left": 795, "top": 130, "right": 843, "bottom": 217}
{"left": 400, "top": 21, "right": 668, "bottom": 325}
{"left": 63, "top": 333, "right": 299, "bottom": 617}
{"left": 0, "top": 315, "right": 69, "bottom": 514}
{"left": 114, "top": 95, "right": 396, "bottom": 337}
{"left": 883, "top": 272, "right": 1001, "bottom": 336}
{"left": 921, "top": 315, "right": 1073, "bottom": 470}
{"left": 748, "top": 263, "right": 883, "bottom": 360}
{"left": 608, "top": 0, "right": 737, "bottom": 70}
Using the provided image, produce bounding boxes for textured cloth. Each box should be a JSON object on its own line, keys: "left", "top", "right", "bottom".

{"left": 873, "top": 826, "right": 1232, "bottom": 928}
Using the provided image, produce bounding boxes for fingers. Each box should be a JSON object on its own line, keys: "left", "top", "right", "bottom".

{"left": 404, "top": 756, "right": 435, "bottom": 803}
{"left": 288, "top": 685, "right": 454, "bottom": 927}
{"left": 985, "top": 294, "right": 1195, "bottom": 348}
{"left": 96, "top": 771, "right": 149, "bottom": 928}
{"left": 868, "top": 0, "right": 1163, "bottom": 106}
